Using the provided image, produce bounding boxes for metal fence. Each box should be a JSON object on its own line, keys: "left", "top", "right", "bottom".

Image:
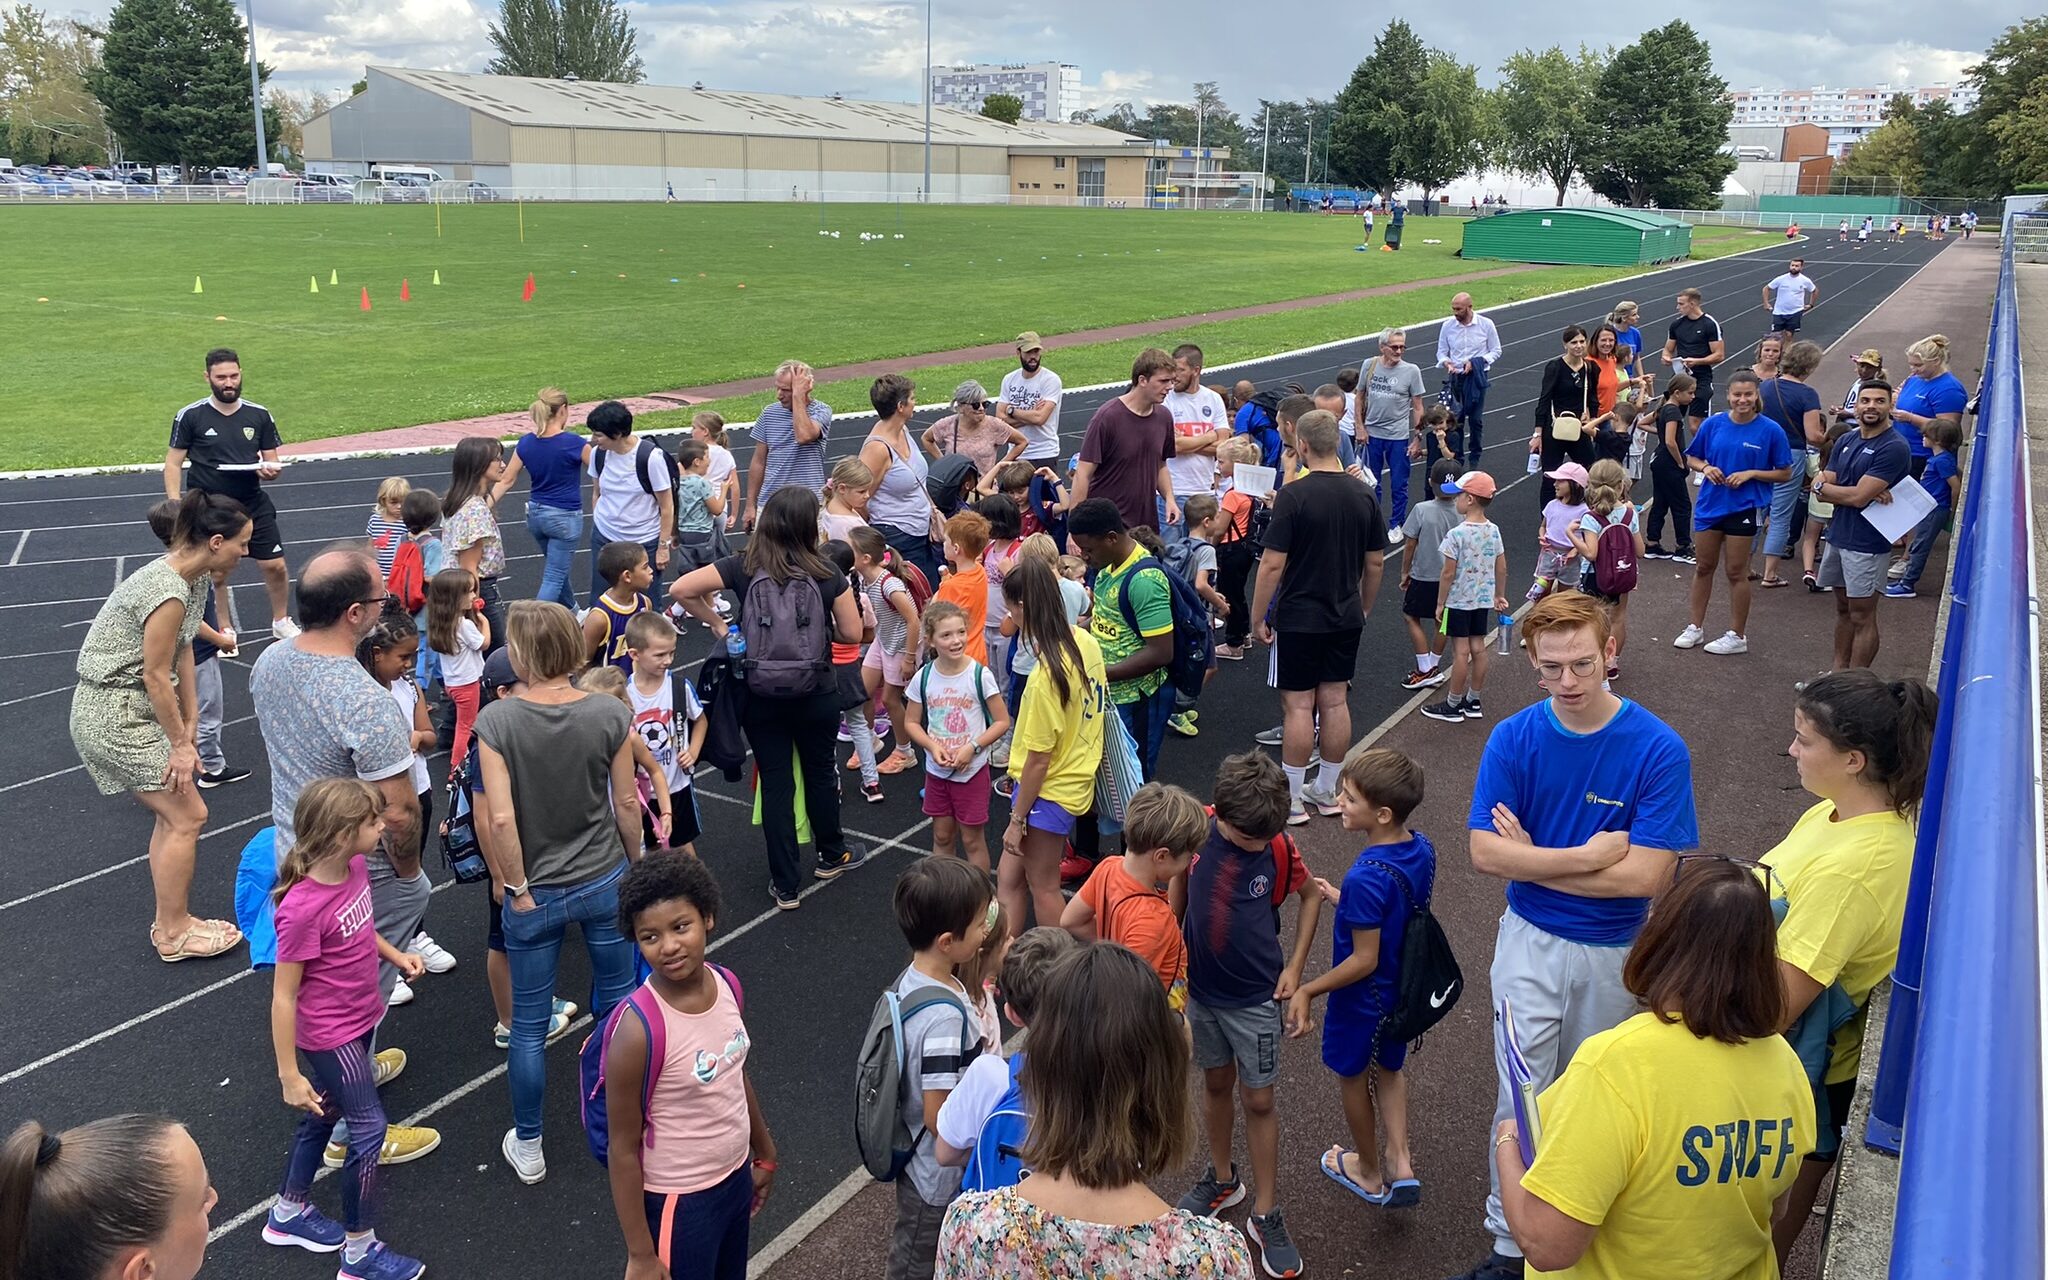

{"left": 1864, "top": 225, "right": 2044, "bottom": 1276}
{"left": 0, "top": 181, "right": 1276, "bottom": 211}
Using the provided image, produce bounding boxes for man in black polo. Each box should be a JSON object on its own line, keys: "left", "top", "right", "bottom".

{"left": 1660, "top": 288, "right": 1725, "bottom": 420}
{"left": 164, "top": 348, "right": 297, "bottom": 637}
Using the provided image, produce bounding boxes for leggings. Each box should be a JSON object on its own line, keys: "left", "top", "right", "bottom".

{"left": 644, "top": 1164, "right": 752, "bottom": 1280}
{"left": 1647, "top": 450, "right": 1693, "bottom": 550}
{"left": 445, "top": 680, "right": 480, "bottom": 770}
{"left": 1216, "top": 540, "right": 1257, "bottom": 646}
{"left": 278, "top": 1033, "right": 386, "bottom": 1232}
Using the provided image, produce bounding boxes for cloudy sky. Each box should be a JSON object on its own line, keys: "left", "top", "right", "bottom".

{"left": 58, "top": 0, "right": 2007, "bottom": 113}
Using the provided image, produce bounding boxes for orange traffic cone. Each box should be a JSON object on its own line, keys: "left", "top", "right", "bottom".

{"left": 400, "top": 278, "right": 411, "bottom": 302}
{"left": 360, "top": 287, "right": 372, "bottom": 311}
{"left": 521, "top": 272, "right": 535, "bottom": 302}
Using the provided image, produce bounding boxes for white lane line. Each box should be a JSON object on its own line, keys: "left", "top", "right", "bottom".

{"left": 0, "top": 812, "right": 272, "bottom": 915}
{"left": 0, "top": 968, "right": 260, "bottom": 1087}
{"left": 0, "top": 713, "right": 258, "bottom": 793}
{"left": 748, "top": 1166, "right": 875, "bottom": 1279}
{"left": 0, "top": 648, "right": 78, "bottom": 661}
{"left": 0, "top": 685, "right": 69, "bottom": 709}
{"left": 6, "top": 530, "right": 26, "bottom": 565}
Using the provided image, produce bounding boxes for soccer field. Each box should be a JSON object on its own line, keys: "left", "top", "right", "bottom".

{"left": 1, "top": 204, "right": 1771, "bottom": 469}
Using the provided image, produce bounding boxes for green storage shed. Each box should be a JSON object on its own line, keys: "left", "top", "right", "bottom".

{"left": 1462, "top": 208, "right": 1692, "bottom": 266}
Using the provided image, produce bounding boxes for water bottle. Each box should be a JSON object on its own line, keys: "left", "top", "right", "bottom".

{"left": 724, "top": 624, "right": 746, "bottom": 660}
{"left": 1496, "top": 613, "right": 1513, "bottom": 655}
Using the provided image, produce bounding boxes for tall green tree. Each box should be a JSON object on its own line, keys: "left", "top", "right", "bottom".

{"left": 1580, "top": 21, "right": 1733, "bottom": 207}
{"left": 485, "top": 0, "right": 643, "bottom": 83}
{"left": 979, "top": 92, "right": 1021, "bottom": 124}
{"left": 1246, "top": 97, "right": 1336, "bottom": 182}
{"left": 1, "top": 5, "right": 112, "bottom": 164}
{"left": 1968, "top": 18, "right": 2048, "bottom": 188}
{"left": 1190, "top": 80, "right": 1246, "bottom": 154}
{"left": 1835, "top": 111, "right": 1925, "bottom": 195}
{"left": 1988, "top": 76, "right": 2048, "bottom": 183}
{"left": 1491, "top": 45, "right": 1604, "bottom": 204}
{"left": 92, "top": 0, "right": 265, "bottom": 172}
{"left": 1328, "top": 18, "right": 1427, "bottom": 193}
{"left": 1402, "top": 51, "right": 1488, "bottom": 198}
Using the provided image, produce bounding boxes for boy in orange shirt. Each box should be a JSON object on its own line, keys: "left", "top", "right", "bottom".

{"left": 934, "top": 509, "right": 991, "bottom": 663}
{"left": 1061, "top": 781, "right": 1204, "bottom": 1012}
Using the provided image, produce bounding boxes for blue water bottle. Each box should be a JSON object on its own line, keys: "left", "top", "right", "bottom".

{"left": 1496, "top": 612, "right": 1513, "bottom": 655}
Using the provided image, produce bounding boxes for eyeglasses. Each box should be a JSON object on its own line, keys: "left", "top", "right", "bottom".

{"left": 355, "top": 595, "right": 391, "bottom": 610}
{"left": 1534, "top": 656, "right": 1602, "bottom": 682}
{"left": 1384, "top": 343, "right": 1406, "bottom": 351}
{"left": 1674, "top": 852, "right": 1783, "bottom": 896}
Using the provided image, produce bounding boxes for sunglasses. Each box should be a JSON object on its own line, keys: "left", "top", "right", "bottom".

{"left": 1674, "top": 852, "right": 1783, "bottom": 896}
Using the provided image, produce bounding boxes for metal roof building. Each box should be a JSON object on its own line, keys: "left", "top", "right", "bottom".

{"left": 1461, "top": 207, "right": 1692, "bottom": 266}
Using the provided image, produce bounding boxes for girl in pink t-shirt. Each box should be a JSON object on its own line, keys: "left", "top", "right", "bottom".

{"left": 265, "top": 778, "right": 429, "bottom": 1280}
{"left": 607, "top": 853, "right": 778, "bottom": 1280}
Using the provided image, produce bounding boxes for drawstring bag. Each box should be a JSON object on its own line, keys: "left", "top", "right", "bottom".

{"left": 1093, "top": 687, "right": 1143, "bottom": 835}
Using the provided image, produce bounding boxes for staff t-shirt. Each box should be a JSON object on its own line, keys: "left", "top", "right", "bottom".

{"left": 169, "top": 399, "right": 282, "bottom": 504}
{"left": 1077, "top": 397, "right": 1174, "bottom": 532}
{"left": 1163, "top": 385, "right": 1230, "bottom": 499}
{"left": 1362, "top": 358, "right": 1426, "bottom": 441}
{"left": 1183, "top": 822, "right": 1309, "bottom": 1008}
{"left": 1469, "top": 699, "right": 1698, "bottom": 945}
{"left": 1890, "top": 371, "right": 1967, "bottom": 458}
{"left": 273, "top": 855, "right": 383, "bottom": 1051}
{"left": 1008, "top": 630, "right": 1106, "bottom": 814}
{"left": 1822, "top": 430, "right": 1913, "bottom": 554}
{"left": 1685, "top": 413, "right": 1793, "bottom": 524}
{"left": 1263, "top": 471, "right": 1389, "bottom": 632}
{"left": 1521, "top": 1012, "right": 1813, "bottom": 1280}
{"left": 1089, "top": 545, "right": 1171, "bottom": 705}
{"left": 1765, "top": 272, "right": 1817, "bottom": 315}
{"left": 999, "top": 366, "right": 1065, "bottom": 460}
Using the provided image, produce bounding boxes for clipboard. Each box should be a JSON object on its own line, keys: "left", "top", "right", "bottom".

{"left": 1859, "top": 476, "right": 1936, "bottom": 544}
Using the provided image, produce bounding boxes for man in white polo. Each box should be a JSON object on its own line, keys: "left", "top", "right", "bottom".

{"left": 1161, "top": 342, "right": 1230, "bottom": 545}
{"left": 1760, "top": 258, "right": 1819, "bottom": 335}
{"left": 1438, "top": 293, "right": 1502, "bottom": 466}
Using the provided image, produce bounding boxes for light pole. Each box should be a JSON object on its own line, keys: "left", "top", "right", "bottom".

{"left": 922, "top": 0, "right": 931, "bottom": 203}
{"left": 1193, "top": 100, "right": 1204, "bottom": 211}
{"left": 1258, "top": 108, "right": 1269, "bottom": 212}
{"left": 244, "top": 0, "right": 267, "bottom": 174}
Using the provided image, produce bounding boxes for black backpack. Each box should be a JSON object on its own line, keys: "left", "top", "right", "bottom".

{"left": 1363, "top": 858, "right": 1462, "bottom": 1046}
{"left": 739, "top": 571, "right": 832, "bottom": 698}
{"left": 693, "top": 655, "right": 750, "bottom": 781}
{"left": 593, "top": 438, "right": 676, "bottom": 496}
{"left": 926, "top": 453, "right": 982, "bottom": 518}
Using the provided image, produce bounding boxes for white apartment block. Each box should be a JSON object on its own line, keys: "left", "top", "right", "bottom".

{"left": 1726, "top": 82, "right": 1981, "bottom": 156}
{"left": 930, "top": 62, "right": 1080, "bottom": 122}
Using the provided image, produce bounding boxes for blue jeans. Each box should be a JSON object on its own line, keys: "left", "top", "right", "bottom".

{"left": 1899, "top": 504, "right": 1948, "bottom": 589}
{"left": 877, "top": 522, "right": 939, "bottom": 590}
{"left": 589, "top": 524, "right": 663, "bottom": 606}
{"left": 1116, "top": 681, "right": 1177, "bottom": 783}
{"left": 502, "top": 861, "right": 637, "bottom": 1139}
{"left": 527, "top": 503, "right": 582, "bottom": 611}
{"left": 1157, "top": 495, "right": 1187, "bottom": 546}
{"left": 1761, "top": 468, "right": 1806, "bottom": 560}
{"left": 1365, "top": 436, "right": 1412, "bottom": 527}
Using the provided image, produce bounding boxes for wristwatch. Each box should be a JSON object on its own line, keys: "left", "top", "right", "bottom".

{"left": 504, "top": 881, "right": 529, "bottom": 898}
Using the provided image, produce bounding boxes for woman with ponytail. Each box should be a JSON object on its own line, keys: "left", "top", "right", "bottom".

{"left": 496, "top": 388, "right": 589, "bottom": 610}
{"left": 71, "top": 490, "right": 252, "bottom": 962}
{"left": 1761, "top": 668, "right": 1937, "bottom": 1265}
{"left": 1, "top": 1115, "right": 215, "bottom": 1280}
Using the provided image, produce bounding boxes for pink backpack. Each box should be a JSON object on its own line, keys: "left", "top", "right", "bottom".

{"left": 1591, "top": 504, "right": 1639, "bottom": 596}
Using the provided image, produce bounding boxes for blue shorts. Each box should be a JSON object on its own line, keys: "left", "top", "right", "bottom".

{"left": 1322, "top": 1006, "right": 1408, "bottom": 1077}
{"left": 1025, "top": 797, "right": 1077, "bottom": 837}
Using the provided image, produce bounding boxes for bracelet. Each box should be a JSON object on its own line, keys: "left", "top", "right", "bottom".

{"left": 751, "top": 1158, "right": 777, "bottom": 1171}
{"left": 1496, "top": 1134, "right": 1519, "bottom": 1149}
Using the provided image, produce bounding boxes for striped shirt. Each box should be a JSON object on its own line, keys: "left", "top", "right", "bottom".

{"left": 753, "top": 398, "right": 832, "bottom": 507}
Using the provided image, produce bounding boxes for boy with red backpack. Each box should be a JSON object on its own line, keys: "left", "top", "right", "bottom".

{"left": 388, "top": 488, "right": 447, "bottom": 690}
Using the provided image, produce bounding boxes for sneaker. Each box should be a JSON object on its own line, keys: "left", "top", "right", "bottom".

{"left": 410, "top": 934, "right": 456, "bottom": 974}
{"left": 195, "top": 766, "right": 252, "bottom": 789}
{"left": 1247, "top": 1208, "right": 1304, "bottom": 1279}
{"left": 261, "top": 1203, "right": 346, "bottom": 1253}
{"left": 323, "top": 1125, "right": 441, "bottom": 1169}
{"left": 1059, "top": 852, "right": 1094, "bottom": 883}
{"left": 493, "top": 1010, "right": 573, "bottom": 1050}
{"left": 1462, "top": 697, "right": 1485, "bottom": 719}
{"left": 871, "top": 713, "right": 892, "bottom": 740}
{"left": 877, "top": 748, "right": 916, "bottom": 775}
{"left": 994, "top": 774, "right": 1016, "bottom": 800}
{"left": 769, "top": 888, "right": 801, "bottom": 912}
{"left": 837, "top": 718, "right": 854, "bottom": 742}
{"left": 336, "top": 1242, "right": 426, "bottom": 1280}
{"left": 1254, "top": 725, "right": 1285, "bottom": 746}
{"left": 1401, "top": 667, "right": 1447, "bottom": 690}
{"left": 387, "top": 979, "right": 413, "bottom": 1007}
{"left": 1286, "top": 798, "right": 1312, "bottom": 826}
{"left": 991, "top": 739, "right": 1010, "bottom": 771}
{"left": 862, "top": 780, "right": 886, "bottom": 804}
{"left": 1703, "top": 631, "right": 1749, "bottom": 656}
{"left": 1887, "top": 560, "right": 1909, "bottom": 580}
{"left": 1420, "top": 699, "right": 1466, "bottom": 723}
{"left": 1300, "top": 783, "right": 1342, "bottom": 817}
{"left": 1883, "top": 582, "right": 1917, "bottom": 598}
{"left": 371, "top": 1048, "right": 406, "bottom": 1088}
{"left": 1642, "top": 545, "right": 1671, "bottom": 560}
{"left": 1177, "top": 1165, "right": 1248, "bottom": 1216}
{"left": 1215, "top": 644, "right": 1246, "bottom": 660}
{"left": 553, "top": 996, "right": 579, "bottom": 1020}
{"left": 814, "top": 842, "right": 870, "bottom": 881}
{"left": 1167, "top": 711, "right": 1199, "bottom": 738}
{"left": 1672, "top": 624, "right": 1706, "bottom": 649}
{"left": 1671, "top": 548, "right": 1697, "bottom": 565}
{"left": 270, "top": 616, "right": 301, "bottom": 640}
{"left": 1386, "top": 526, "right": 1406, "bottom": 546}
{"left": 501, "top": 1128, "right": 545, "bottom": 1184}
{"left": 1446, "top": 1251, "right": 1527, "bottom": 1280}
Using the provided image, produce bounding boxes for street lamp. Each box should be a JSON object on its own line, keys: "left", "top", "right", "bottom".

{"left": 922, "top": 0, "right": 932, "bottom": 203}
{"left": 244, "top": 0, "right": 267, "bottom": 173}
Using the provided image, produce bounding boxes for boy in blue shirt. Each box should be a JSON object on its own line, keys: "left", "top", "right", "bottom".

{"left": 1886, "top": 415, "right": 1962, "bottom": 598}
{"left": 1286, "top": 745, "right": 1432, "bottom": 1209}
{"left": 1674, "top": 370, "right": 1794, "bottom": 656}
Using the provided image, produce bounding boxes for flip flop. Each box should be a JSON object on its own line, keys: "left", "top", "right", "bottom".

{"left": 1387, "top": 1177, "right": 1422, "bottom": 1209}
{"left": 1759, "top": 577, "right": 1790, "bottom": 588}
{"left": 1319, "top": 1146, "right": 1393, "bottom": 1206}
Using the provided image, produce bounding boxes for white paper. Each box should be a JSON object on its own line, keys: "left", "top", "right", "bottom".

{"left": 1860, "top": 476, "right": 1937, "bottom": 544}
{"left": 211, "top": 461, "right": 288, "bottom": 471}
{"left": 1234, "top": 463, "right": 1276, "bottom": 499}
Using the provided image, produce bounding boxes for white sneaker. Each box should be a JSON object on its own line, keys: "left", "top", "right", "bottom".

{"left": 1386, "top": 526, "right": 1406, "bottom": 546}
{"left": 387, "top": 979, "right": 413, "bottom": 1007}
{"left": 410, "top": 933, "right": 457, "bottom": 974}
{"left": 1704, "top": 631, "right": 1749, "bottom": 655}
{"left": 269, "top": 616, "right": 301, "bottom": 640}
{"left": 1672, "top": 624, "right": 1706, "bottom": 649}
{"left": 1300, "top": 783, "right": 1342, "bottom": 817}
{"left": 502, "top": 1128, "right": 546, "bottom": 1184}
{"left": 1285, "top": 798, "right": 1312, "bottom": 826}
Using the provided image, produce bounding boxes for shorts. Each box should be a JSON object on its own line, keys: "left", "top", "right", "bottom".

{"left": 234, "top": 488, "right": 286, "bottom": 561}
{"left": 1771, "top": 311, "right": 1803, "bottom": 333}
{"left": 1187, "top": 996, "right": 1282, "bottom": 1089}
{"left": 862, "top": 641, "right": 910, "bottom": 687}
{"left": 1443, "top": 606, "right": 1491, "bottom": 638}
{"left": 833, "top": 658, "right": 870, "bottom": 713}
{"left": 1818, "top": 543, "right": 1887, "bottom": 598}
{"left": 1023, "top": 797, "right": 1077, "bottom": 837}
{"left": 1274, "top": 627, "right": 1362, "bottom": 692}
{"left": 1402, "top": 576, "right": 1441, "bottom": 620}
{"left": 1323, "top": 1007, "right": 1408, "bottom": 1077}
{"left": 1695, "top": 509, "right": 1759, "bottom": 538}
{"left": 644, "top": 786, "right": 703, "bottom": 849}
{"left": 922, "top": 764, "right": 991, "bottom": 826}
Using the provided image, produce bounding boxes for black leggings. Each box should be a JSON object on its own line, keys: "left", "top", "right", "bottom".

{"left": 1216, "top": 540, "right": 1257, "bottom": 646}
{"left": 742, "top": 691, "right": 847, "bottom": 898}
{"left": 1647, "top": 450, "right": 1693, "bottom": 550}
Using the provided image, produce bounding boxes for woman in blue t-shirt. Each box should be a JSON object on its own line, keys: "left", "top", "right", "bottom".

{"left": 495, "top": 388, "right": 590, "bottom": 611}
{"left": 1755, "top": 342, "right": 1827, "bottom": 587}
{"left": 1890, "top": 335, "right": 1969, "bottom": 471}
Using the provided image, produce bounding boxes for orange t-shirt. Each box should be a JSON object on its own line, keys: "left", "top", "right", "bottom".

{"left": 1079, "top": 857, "right": 1187, "bottom": 1011}
{"left": 1219, "top": 489, "right": 1254, "bottom": 542}
{"left": 934, "top": 563, "right": 989, "bottom": 662}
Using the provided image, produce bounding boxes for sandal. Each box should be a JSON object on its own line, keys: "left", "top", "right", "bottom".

{"left": 1759, "top": 576, "right": 1790, "bottom": 588}
{"left": 151, "top": 918, "right": 243, "bottom": 962}
{"left": 1319, "top": 1146, "right": 1393, "bottom": 1206}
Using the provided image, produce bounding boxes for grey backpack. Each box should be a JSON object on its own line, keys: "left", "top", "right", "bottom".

{"left": 739, "top": 570, "right": 832, "bottom": 697}
{"left": 854, "top": 984, "right": 972, "bottom": 1181}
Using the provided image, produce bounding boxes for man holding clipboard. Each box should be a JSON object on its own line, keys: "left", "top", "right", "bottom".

{"left": 1813, "top": 381, "right": 1913, "bottom": 670}
{"left": 164, "top": 348, "right": 297, "bottom": 638}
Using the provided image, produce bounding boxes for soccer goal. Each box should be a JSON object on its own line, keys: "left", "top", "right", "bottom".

{"left": 245, "top": 178, "right": 302, "bottom": 204}
{"left": 429, "top": 180, "right": 474, "bottom": 204}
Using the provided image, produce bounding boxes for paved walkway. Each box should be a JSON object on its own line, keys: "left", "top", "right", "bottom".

{"left": 276, "top": 265, "right": 1537, "bottom": 457}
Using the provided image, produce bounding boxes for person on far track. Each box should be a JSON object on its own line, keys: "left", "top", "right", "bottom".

{"left": 1761, "top": 257, "right": 1819, "bottom": 335}
{"left": 163, "top": 347, "right": 297, "bottom": 638}
{"left": 1661, "top": 288, "right": 1725, "bottom": 420}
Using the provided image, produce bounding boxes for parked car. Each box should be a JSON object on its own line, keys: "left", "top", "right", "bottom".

{"left": 24, "top": 173, "right": 73, "bottom": 195}
{"left": 464, "top": 180, "right": 500, "bottom": 201}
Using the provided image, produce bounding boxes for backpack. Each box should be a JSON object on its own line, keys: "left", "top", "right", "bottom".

{"left": 438, "top": 751, "right": 488, "bottom": 884}
{"left": 387, "top": 538, "right": 426, "bottom": 614}
{"left": 926, "top": 453, "right": 981, "bottom": 518}
{"left": 962, "top": 1052, "right": 1031, "bottom": 1193}
{"left": 694, "top": 654, "right": 751, "bottom": 782}
{"left": 593, "top": 437, "right": 675, "bottom": 496}
{"left": 1200, "top": 807, "right": 1308, "bottom": 930}
{"left": 1026, "top": 473, "right": 1068, "bottom": 547}
{"left": 739, "top": 571, "right": 832, "bottom": 697}
{"left": 1109, "top": 555, "right": 1212, "bottom": 701}
{"left": 1361, "top": 858, "right": 1462, "bottom": 1047}
{"left": 579, "top": 966, "right": 743, "bottom": 1166}
{"left": 1591, "top": 505, "right": 1639, "bottom": 596}
{"left": 854, "top": 983, "right": 974, "bottom": 1181}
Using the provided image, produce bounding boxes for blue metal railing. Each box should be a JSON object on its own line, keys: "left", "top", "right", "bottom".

{"left": 1867, "top": 230, "right": 2044, "bottom": 1274}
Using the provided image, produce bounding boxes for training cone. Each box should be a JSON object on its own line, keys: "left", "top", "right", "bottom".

{"left": 360, "top": 287, "right": 372, "bottom": 312}
{"left": 192, "top": 276, "right": 203, "bottom": 294}
{"left": 309, "top": 275, "right": 319, "bottom": 293}
{"left": 400, "top": 279, "right": 411, "bottom": 302}
{"left": 329, "top": 269, "right": 338, "bottom": 285}
{"left": 521, "top": 272, "right": 535, "bottom": 302}
{"left": 432, "top": 269, "right": 441, "bottom": 286}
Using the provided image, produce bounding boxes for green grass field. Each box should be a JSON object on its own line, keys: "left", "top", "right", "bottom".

{"left": 0, "top": 203, "right": 1776, "bottom": 469}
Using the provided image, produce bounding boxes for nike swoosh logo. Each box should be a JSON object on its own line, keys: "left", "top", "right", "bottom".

{"left": 1429, "top": 984, "right": 1457, "bottom": 1008}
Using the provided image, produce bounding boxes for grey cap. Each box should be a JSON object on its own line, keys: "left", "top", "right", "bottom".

{"left": 953, "top": 379, "right": 987, "bottom": 405}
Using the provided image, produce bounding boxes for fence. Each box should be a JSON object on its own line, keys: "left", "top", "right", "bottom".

{"left": 0, "top": 181, "right": 1276, "bottom": 211}
{"left": 1863, "top": 224, "right": 2044, "bottom": 1275}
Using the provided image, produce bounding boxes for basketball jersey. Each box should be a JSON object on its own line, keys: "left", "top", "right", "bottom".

{"left": 592, "top": 592, "right": 649, "bottom": 673}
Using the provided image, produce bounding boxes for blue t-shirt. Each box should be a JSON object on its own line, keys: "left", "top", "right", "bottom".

{"left": 1327, "top": 833, "right": 1438, "bottom": 1025}
{"left": 1615, "top": 326, "right": 1643, "bottom": 357}
{"left": 515, "top": 431, "right": 588, "bottom": 511}
{"left": 1183, "top": 821, "right": 1310, "bottom": 1009}
{"left": 1468, "top": 699, "right": 1699, "bottom": 946}
{"left": 1917, "top": 448, "right": 1959, "bottom": 509}
{"left": 1824, "top": 429, "right": 1914, "bottom": 553}
{"left": 1685, "top": 412, "right": 1794, "bottom": 524}
{"left": 1891, "top": 372, "right": 1967, "bottom": 459}
{"left": 1757, "top": 378, "right": 1822, "bottom": 454}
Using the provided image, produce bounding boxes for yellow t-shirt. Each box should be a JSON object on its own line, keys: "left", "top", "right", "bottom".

{"left": 1523, "top": 1012, "right": 1814, "bottom": 1280}
{"left": 1008, "top": 628, "right": 1106, "bottom": 815}
{"left": 1761, "top": 799, "right": 1914, "bottom": 1083}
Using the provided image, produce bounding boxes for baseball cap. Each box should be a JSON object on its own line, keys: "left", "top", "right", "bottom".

{"left": 1015, "top": 331, "right": 1044, "bottom": 353}
{"left": 1853, "top": 349, "right": 1884, "bottom": 368}
{"left": 480, "top": 649, "right": 519, "bottom": 705}
{"left": 1543, "top": 461, "right": 1590, "bottom": 485}
{"left": 1443, "top": 470, "right": 1497, "bottom": 499}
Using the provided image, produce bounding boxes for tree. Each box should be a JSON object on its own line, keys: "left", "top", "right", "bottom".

{"left": 1835, "top": 112, "right": 1925, "bottom": 195}
{"left": 1, "top": 6, "right": 112, "bottom": 164}
{"left": 1969, "top": 19, "right": 2048, "bottom": 188}
{"left": 1328, "top": 18, "right": 1427, "bottom": 193}
{"left": 1401, "top": 51, "right": 1488, "bottom": 198}
{"left": 1988, "top": 75, "right": 2048, "bottom": 183}
{"left": 1580, "top": 21, "right": 1733, "bottom": 208}
{"left": 92, "top": 0, "right": 266, "bottom": 172}
{"left": 1492, "top": 45, "right": 1603, "bottom": 203}
{"left": 265, "top": 85, "right": 328, "bottom": 161}
{"left": 485, "top": 0, "right": 642, "bottom": 83}
{"left": 349, "top": 76, "right": 365, "bottom": 96}
{"left": 1189, "top": 80, "right": 1246, "bottom": 154}
{"left": 979, "top": 92, "right": 1021, "bottom": 124}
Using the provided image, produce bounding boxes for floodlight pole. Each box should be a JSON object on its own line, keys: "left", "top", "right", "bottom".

{"left": 922, "top": 0, "right": 932, "bottom": 204}
{"left": 1259, "top": 109, "right": 1269, "bottom": 212}
{"left": 1193, "top": 102, "right": 1203, "bottom": 211}
{"left": 245, "top": 0, "right": 267, "bottom": 173}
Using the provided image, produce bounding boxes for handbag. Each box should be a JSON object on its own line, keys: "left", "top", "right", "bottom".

{"left": 1549, "top": 364, "right": 1589, "bottom": 442}
{"left": 1093, "top": 685, "right": 1142, "bottom": 835}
